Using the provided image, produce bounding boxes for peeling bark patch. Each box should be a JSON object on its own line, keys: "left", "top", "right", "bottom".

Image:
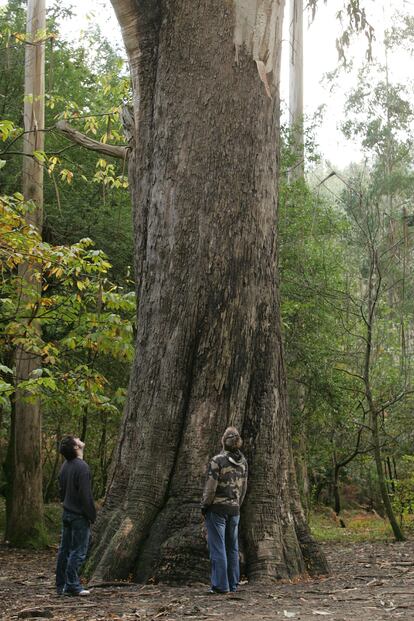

{"left": 119, "top": 517, "right": 134, "bottom": 539}
{"left": 111, "top": 516, "right": 135, "bottom": 554}
{"left": 233, "top": 0, "right": 281, "bottom": 75}
{"left": 256, "top": 60, "right": 272, "bottom": 99}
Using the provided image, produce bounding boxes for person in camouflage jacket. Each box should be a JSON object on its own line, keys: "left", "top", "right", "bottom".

{"left": 201, "top": 427, "right": 248, "bottom": 594}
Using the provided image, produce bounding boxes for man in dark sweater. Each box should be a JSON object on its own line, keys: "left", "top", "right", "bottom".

{"left": 55, "top": 436, "right": 96, "bottom": 596}
{"left": 201, "top": 427, "right": 248, "bottom": 594}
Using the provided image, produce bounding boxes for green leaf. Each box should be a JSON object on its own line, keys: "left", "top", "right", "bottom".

{"left": 0, "top": 380, "right": 14, "bottom": 396}
{"left": 33, "top": 150, "right": 47, "bottom": 164}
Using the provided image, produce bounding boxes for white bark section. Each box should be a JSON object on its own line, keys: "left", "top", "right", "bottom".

{"left": 110, "top": 0, "right": 141, "bottom": 120}
{"left": 110, "top": 0, "right": 140, "bottom": 61}
{"left": 23, "top": 0, "right": 46, "bottom": 215}
{"left": 234, "top": 0, "right": 285, "bottom": 78}
{"left": 288, "top": 0, "right": 304, "bottom": 179}
{"left": 289, "top": 0, "right": 303, "bottom": 127}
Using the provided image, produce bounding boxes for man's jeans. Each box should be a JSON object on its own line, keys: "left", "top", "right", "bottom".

{"left": 205, "top": 511, "right": 240, "bottom": 592}
{"left": 56, "top": 509, "right": 90, "bottom": 594}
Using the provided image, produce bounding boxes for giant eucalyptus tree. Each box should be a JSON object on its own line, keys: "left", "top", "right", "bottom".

{"left": 86, "top": 0, "right": 329, "bottom": 583}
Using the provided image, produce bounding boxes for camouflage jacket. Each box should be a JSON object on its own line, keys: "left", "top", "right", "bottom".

{"left": 201, "top": 450, "right": 248, "bottom": 516}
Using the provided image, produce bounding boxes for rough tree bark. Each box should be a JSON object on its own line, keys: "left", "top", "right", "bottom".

{"left": 87, "top": 0, "right": 329, "bottom": 583}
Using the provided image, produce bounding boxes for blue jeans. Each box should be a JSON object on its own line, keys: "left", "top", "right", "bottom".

{"left": 205, "top": 511, "right": 240, "bottom": 592}
{"left": 56, "top": 510, "right": 90, "bottom": 594}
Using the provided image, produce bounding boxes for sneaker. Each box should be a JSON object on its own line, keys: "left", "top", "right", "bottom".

{"left": 207, "top": 587, "right": 229, "bottom": 595}
{"left": 63, "top": 588, "right": 91, "bottom": 596}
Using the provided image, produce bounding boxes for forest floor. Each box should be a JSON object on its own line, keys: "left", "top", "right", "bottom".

{"left": 2, "top": 537, "right": 414, "bottom": 621}
{"left": 1, "top": 507, "right": 414, "bottom": 620}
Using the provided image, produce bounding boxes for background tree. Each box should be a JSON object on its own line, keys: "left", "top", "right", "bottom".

{"left": 279, "top": 7, "right": 414, "bottom": 531}
{"left": 288, "top": 0, "right": 304, "bottom": 181}
{"left": 5, "top": 0, "right": 47, "bottom": 548}
{"left": 0, "top": 1, "right": 132, "bottom": 274}
{"left": 0, "top": 0, "right": 134, "bottom": 531}
{"left": 0, "top": 192, "right": 135, "bottom": 507}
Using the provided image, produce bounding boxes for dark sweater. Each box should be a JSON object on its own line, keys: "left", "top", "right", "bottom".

{"left": 59, "top": 457, "right": 96, "bottom": 523}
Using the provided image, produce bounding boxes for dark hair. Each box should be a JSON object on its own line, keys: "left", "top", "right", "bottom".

{"left": 59, "top": 436, "right": 78, "bottom": 461}
{"left": 222, "top": 427, "right": 242, "bottom": 451}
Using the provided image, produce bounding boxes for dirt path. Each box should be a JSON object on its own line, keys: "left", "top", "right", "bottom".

{"left": 1, "top": 541, "right": 414, "bottom": 620}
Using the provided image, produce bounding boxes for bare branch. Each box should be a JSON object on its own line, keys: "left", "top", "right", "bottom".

{"left": 379, "top": 390, "right": 414, "bottom": 413}
{"left": 55, "top": 121, "right": 129, "bottom": 160}
{"left": 333, "top": 367, "right": 365, "bottom": 383}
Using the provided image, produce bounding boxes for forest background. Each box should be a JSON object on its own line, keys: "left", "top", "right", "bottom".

{"left": 1, "top": 0, "right": 414, "bottom": 550}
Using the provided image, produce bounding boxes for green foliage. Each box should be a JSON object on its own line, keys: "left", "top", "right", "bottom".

{"left": 306, "top": 0, "right": 374, "bottom": 63}
{"left": 310, "top": 509, "right": 393, "bottom": 543}
{"left": 0, "top": 1, "right": 135, "bottom": 500}
{"left": 0, "top": 192, "right": 135, "bottom": 496}
{"left": 0, "top": 193, "right": 135, "bottom": 406}
{"left": 0, "top": 0, "right": 133, "bottom": 280}
{"left": 279, "top": 128, "right": 366, "bottom": 504}
{"left": 280, "top": 23, "right": 414, "bottom": 520}
{"left": 391, "top": 456, "right": 414, "bottom": 529}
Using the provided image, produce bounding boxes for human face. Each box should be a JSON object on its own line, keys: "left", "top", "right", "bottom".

{"left": 74, "top": 438, "right": 85, "bottom": 458}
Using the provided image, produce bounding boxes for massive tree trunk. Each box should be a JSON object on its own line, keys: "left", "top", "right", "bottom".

{"left": 88, "top": 0, "right": 328, "bottom": 583}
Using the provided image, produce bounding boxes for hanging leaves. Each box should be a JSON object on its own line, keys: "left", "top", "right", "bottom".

{"left": 307, "top": 0, "right": 375, "bottom": 63}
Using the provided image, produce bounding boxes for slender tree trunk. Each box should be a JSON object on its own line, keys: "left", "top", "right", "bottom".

{"left": 0, "top": 351, "right": 12, "bottom": 476}
{"left": 333, "top": 464, "right": 341, "bottom": 516}
{"left": 292, "top": 384, "right": 310, "bottom": 519}
{"left": 287, "top": 0, "right": 306, "bottom": 518}
{"left": 371, "top": 408, "right": 404, "bottom": 540}
{"left": 81, "top": 409, "right": 88, "bottom": 443}
{"left": 364, "top": 250, "right": 404, "bottom": 542}
{"left": 287, "top": 0, "right": 307, "bottom": 515}
{"left": 386, "top": 456, "right": 395, "bottom": 494}
{"left": 288, "top": 0, "right": 304, "bottom": 180}
{"left": 5, "top": 0, "right": 46, "bottom": 547}
{"left": 44, "top": 427, "right": 61, "bottom": 503}
{"left": 331, "top": 460, "right": 346, "bottom": 528}
{"left": 87, "top": 0, "right": 328, "bottom": 583}
{"left": 331, "top": 446, "right": 339, "bottom": 514}
{"left": 98, "top": 412, "right": 109, "bottom": 498}
{"left": 0, "top": 404, "right": 3, "bottom": 463}
{"left": 296, "top": 429, "right": 310, "bottom": 519}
